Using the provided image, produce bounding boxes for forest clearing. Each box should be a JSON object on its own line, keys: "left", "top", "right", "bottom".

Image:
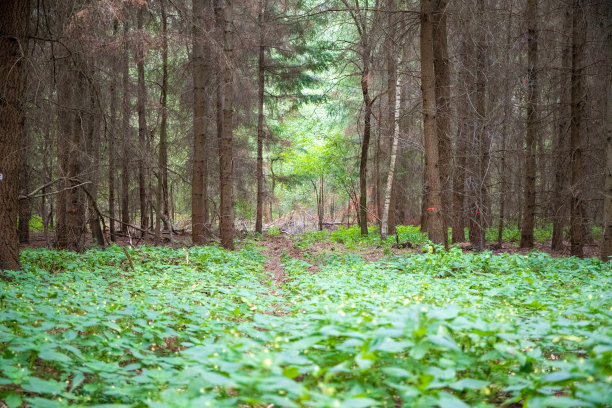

{"left": 1, "top": 0, "right": 612, "bottom": 406}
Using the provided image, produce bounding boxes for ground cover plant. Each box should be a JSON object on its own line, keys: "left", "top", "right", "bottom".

{"left": 1, "top": 241, "right": 611, "bottom": 407}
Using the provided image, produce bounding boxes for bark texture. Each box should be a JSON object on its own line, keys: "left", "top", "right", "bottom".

{"left": 0, "top": 0, "right": 28, "bottom": 270}
{"left": 570, "top": 0, "right": 585, "bottom": 258}
{"left": 192, "top": 0, "right": 211, "bottom": 245}
{"left": 255, "top": 0, "right": 266, "bottom": 234}
{"left": 420, "top": 0, "right": 445, "bottom": 245}
{"left": 602, "top": 5, "right": 612, "bottom": 261}
{"left": 520, "top": 0, "right": 538, "bottom": 249}
{"left": 219, "top": 0, "right": 235, "bottom": 250}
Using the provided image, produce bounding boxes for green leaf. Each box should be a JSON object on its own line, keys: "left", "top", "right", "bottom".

{"left": 282, "top": 366, "right": 299, "bottom": 379}
{"left": 542, "top": 372, "right": 573, "bottom": 383}
{"left": 22, "top": 377, "right": 66, "bottom": 395}
{"left": 382, "top": 367, "right": 412, "bottom": 378}
{"left": 427, "top": 334, "right": 460, "bottom": 351}
{"left": 342, "top": 398, "right": 379, "bottom": 407}
{"left": 39, "top": 350, "right": 71, "bottom": 363}
{"left": 5, "top": 392, "right": 22, "bottom": 408}
{"left": 449, "top": 379, "right": 488, "bottom": 390}
{"left": 201, "top": 371, "right": 236, "bottom": 387}
{"left": 437, "top": 392, "right": 471, "bottom": 408}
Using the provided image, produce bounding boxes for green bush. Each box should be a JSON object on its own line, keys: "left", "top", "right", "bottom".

{"left": 266, "top": 226, "right": 281, "bottom": 236}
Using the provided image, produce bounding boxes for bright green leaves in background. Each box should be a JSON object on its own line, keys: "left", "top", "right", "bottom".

{"left": 1, "top": 242, "right": 611, "bottom": 407}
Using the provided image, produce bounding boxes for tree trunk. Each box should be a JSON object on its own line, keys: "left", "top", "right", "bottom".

{"left": 121, "top": 20, "right": 131, "bottom": 233}
{"left": 420, "top": 0, "right": 445, "bottom": 246}
{"left": 432, "top": 0, "right": 450, "bottom": 246}
{"left": 570, "top": 0, "right": 586, "bottom": 258}
{"left": 157, "top": 0, "right": 169, "bottom": 242}
{"left": 18, "top": 133, "right": 30, "bottom": 244}
{"left": 0, "top": 0, "right": 29, "bottom": 270}
{"left": 602, "top": 4, "right": 612, "bottom": 261}
{"left": 136, "top": 5, "right": 148, "bottom": 236}
{"left": 219, "top": 0, "right": 235, "bottom": 250}
{"left": 109, "top": 44, "right": 118, "bottom": 242}
{"left": 520, "top": 0, "right": 538, "bottom": 249}
{"left": 192, "top": 0, "right": 211, "bottom": 245}
{"left": 86, "top": 78, "right": 104, "bottom": 247}
{"left": 255, "top": 0, "right": 266, "bottom": 234}
{"left": 497, "top": 4, "right": 513, "bottom": 246}
{"left": 469, "top": 0, "right": 487, "bottom": 251}
{"left": 359, "top": 46, "right": 373, "bottom": 236}
{"left": 381, "top": 79, "right": 401, "bottom": 241}
{"left": 552, "top": 6, "right": 572, "bottom": 251}
{"left": 57, "top": 68, "right": 87, "bottom": 252}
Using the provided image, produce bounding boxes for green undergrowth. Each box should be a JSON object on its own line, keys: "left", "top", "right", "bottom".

{"left": 327, "top": 225, "right": 428, "bottom": 250}
{"left": 1, "top": 244, "right": 611, "bottom": 407}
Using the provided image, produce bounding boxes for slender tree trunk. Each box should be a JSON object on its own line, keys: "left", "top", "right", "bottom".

{"left": 18, "top": 133, "right": 30, "bottom": 244}
{"left": 452, "top": 124, "right": 466, "bottom": 243}
{"left": 552, "top": 7, "right": 572, "bottom": 250}
{"left": 602, "top": 5, "right": 612, "bottom": 261}
{"left": 432, "top": 0, "right": 450, "bottom": 246}
{"left": 136, "top": 5, "right": 148, "bottom": 236}
{"left": 570, "top": 0, "right": 586, "bottom": 257}
{"left": 121, "top": 20, "right": 131, "bottom": 233}
{"left": 255, "top": 0, "right": 266, "bottom": 234}
{"left": 381, "top": 79, "right": 401, "bottom": 241}
{"left": 109, "top": 49, "right": 118, "bottom": 242}
{"left": 497, "top": 4, "right": 513, "bottom": 246}
{"left": 420, "top": 0, "right": 445, "bottom": 245}
{"left": 219, "top": 0, "right": 235, "bottom": 250}
{"left": 384, "top": 0, "right": 396, "bottom": 231}
{"left": 520, "top": 0, "right": 538, "bottom": 248}
{"left": 86, "top": 79, "right": 104, "bottom": 247}
{"left": 57, "top": 68, "right": 87, "bottom": 252}
{"left": 469, "top": 0, "right": 487, "bottom": 250}
{"left": 0, "top": 0, "right": 29, "bottom": 270}
{"left": 359, "top": 47, "right": 373, "bottom": 236}
{"left": 156, "top": 0, "right": 169, "bottom": 242}
{"left": 191, "top": 0, "right": 210, "bottom": 245}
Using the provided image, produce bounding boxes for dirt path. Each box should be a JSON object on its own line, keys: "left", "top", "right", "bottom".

{"left": 260, "top": 235, "right": 289, "bottom": 287}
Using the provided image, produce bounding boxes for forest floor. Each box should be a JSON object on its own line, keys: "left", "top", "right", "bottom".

{"left": 6, "top": 227, "right": 611, "bottom": 407}
{"left": 21, "top": 229, "right": 603, "bottom": 259}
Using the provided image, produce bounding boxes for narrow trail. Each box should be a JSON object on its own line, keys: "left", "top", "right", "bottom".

{"left": 257, "top": 235, "right": 310, "bottom": 316}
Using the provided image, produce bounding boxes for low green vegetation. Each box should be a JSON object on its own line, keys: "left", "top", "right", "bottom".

{"left": 1, "top": 243, "right": 611, "bottom": 407}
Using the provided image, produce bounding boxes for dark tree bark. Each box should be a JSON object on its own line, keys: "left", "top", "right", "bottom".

{"left": 219, "top": 0, "right": 235, "bottom": 250}
{"left": 420, "top": 0, "right": 445, "bottom": 246}
{"left": 0, "top": 0, "right": 29, "bottom": 270}
{"left": 192, "top": 0, "right": 211, "bottom": 245}
{"left": 136, "top": 4, "right": 149, "bottom": 236}
{"left": 255, "top": 0, "right": 266, "bottom": 234}
{"left": 85, "top": 78, "right": 104, "bottom": 247}
{"left": 157, "top": 0, "right": 170, "bottom": 241}
{"left": 468, "top": 0, "right": 487, "bottom": 251}
{"left": 109, "top": 46, "right": 118, "bottom": 242}
{"left": 121, "top": 20, "right": 131, "bottom": 233}
{"left": 570, "top": 0, "right": 586, "bottom": 258}
{"left": 18, "top": 133, "right": 31, "bottom": 244}
{"left": 57, "top": 66, "right": 87, "bottom": 252}
{"left": 552, "top": 6, "right": 572, "bottom": 251}
{"left": 432, "top": 0, "right": 450, "bottom": 246}
{"left": 520, "top": 0, "right": 538, "bottom": 249}
{"left": 602, "top": 5, "right": 612, "bottom": 261}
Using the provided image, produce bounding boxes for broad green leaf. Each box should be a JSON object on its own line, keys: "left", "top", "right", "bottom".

{"left": 22, "top": 377, "right": 66, "bottom": 394}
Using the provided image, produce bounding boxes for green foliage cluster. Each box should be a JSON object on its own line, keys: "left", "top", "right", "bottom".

{"left": 330, "top": 225, "right": 428, "bottom": 249}
{"left": 1, "top": 245, "right": 611, "bottom": 407}
{"left": 295, "top": 230, "right": 330, "bottom": 249}
{"left": 483, "top": 224, "right": 603, "bottom": 245}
